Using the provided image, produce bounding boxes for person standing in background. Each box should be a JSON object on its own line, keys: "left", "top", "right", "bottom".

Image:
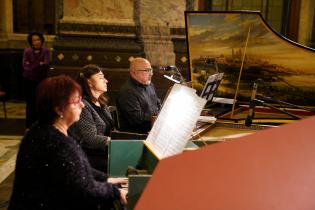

{"left": 22, "top": 32, "right": 50, "bottom": 129}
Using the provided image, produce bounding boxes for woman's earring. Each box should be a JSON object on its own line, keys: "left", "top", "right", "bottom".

{"left": 59, "top": 115, "right": 63, "bottom": 119}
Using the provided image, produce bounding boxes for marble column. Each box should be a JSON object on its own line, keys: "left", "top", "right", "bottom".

{"left": 134, "top": 0, "right": 186, "bottom": 67}
{"left": 0, "top": 0, "right": 13, "bottom": 44}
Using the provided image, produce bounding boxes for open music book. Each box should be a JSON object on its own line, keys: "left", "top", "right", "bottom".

{"left": 145, "top": 84, "right": 207, "bottom": 159}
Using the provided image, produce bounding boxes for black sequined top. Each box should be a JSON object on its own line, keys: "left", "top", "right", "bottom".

{"left": 8, "top": 123, "right": 120, "bottom": 210}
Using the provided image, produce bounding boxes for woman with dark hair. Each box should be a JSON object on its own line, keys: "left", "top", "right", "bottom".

{"left": 69, "top": 64, "right": 113, "bottom": 172}
{"left": 9, "top": 75, "right": 127, "bottom": 210}
{"left": 23, "top": 32, "right": 50, "bottom": 129}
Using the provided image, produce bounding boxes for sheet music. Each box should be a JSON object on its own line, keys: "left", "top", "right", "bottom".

{"left": 200, "top": 72, "right": 224, "bottom": 101}
{"left": 146, "top": 84, "right": 207, "bottom": 159}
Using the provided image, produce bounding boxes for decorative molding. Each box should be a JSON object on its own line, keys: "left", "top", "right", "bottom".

{"left": 186, "top": 0, "right": 198, "bottom": 11}
{"left": 58, "top": 22, "right": 137, "bottom": 36}
{"left": 52, "top": 0, "right": 188, "bottom": 68}
{"left": 170, "top": 27, "right": 187, "bottom": 39}
{"left": 54, "top": 36, "right": 140, "bottom": 51}
{"left": 55, "top": 0, "right": 64, "bottom": 34}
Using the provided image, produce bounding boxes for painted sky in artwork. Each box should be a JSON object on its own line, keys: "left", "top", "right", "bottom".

{"left": 187, "top": 13, "right": 315, "bottom": 73}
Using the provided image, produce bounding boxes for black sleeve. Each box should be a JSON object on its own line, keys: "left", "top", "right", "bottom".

{"left": 117, "top": 89, "right": 152, "bottom": 125}
{"left": 92, "top": 168, "right": 108, "bottom": 182}
{"left": 49, "top": 136, "right": 119, "bottom": 201}
{"left": 71, "top": 104, "right": 108, "bottom": 150}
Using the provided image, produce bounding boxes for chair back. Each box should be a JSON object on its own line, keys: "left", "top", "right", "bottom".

{"left": 108, "top": 105, "right": 120, "bottom": 130}
{"left": 0, "top": 91, "right": 7, "bottom": 119}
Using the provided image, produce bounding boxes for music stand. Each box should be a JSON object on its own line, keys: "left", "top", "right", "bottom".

{"left": 200, "top": 73, "right": 224, "bottom": 102}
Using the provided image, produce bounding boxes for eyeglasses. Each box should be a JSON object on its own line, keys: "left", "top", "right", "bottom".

{"left": 68, "top": 96, "right": 82, "bottom": 106}
{"left": 137, "top": 68, "right": 153, "bottom": 73}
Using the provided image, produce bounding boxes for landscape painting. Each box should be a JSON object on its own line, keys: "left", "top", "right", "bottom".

{"left": 185, "top": 11, "right": 315, "bottom": 106}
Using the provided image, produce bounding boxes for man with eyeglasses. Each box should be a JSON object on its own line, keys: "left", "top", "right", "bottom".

{"left": 116, "top": 57, "right": 161, "bottom": 134}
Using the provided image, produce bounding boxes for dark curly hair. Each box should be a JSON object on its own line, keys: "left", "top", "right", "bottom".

{"left": 76, "top": 64, "right": 108, "bottom": 106}
{"left": 27, "top": 32, "right": 45, "bottom": 47}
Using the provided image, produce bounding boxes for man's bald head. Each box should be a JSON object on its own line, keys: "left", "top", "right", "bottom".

{"left": 129, "top": 57, "right": 153, "bottom": 85}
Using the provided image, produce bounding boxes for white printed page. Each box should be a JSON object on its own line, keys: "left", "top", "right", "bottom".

{"left": 146, "top": 84, "right": 207, "bottom": 159}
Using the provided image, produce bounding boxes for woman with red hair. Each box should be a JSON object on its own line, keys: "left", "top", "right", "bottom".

{"left": 9, "top": 75, "right": 127, "bottom": 210}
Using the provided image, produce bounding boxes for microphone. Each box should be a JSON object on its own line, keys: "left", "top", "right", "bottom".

{"left": 163, "top": 75, "right": 180, "bottom": 83}
{"left": 159, "top": 65, "right": 178, "bottom": 71}
{"left": 161, "top": 65, "right": 188, "bottom": 85}
{"left": 245, "top": 82, "right": 258, "bottom": 127}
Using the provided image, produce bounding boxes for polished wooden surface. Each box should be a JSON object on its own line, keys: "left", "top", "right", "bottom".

{"left": 136, "top": 116, "right": 315, "bottom": 210}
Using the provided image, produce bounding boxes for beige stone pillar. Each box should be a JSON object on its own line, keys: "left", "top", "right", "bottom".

{"left": 135, "top": 0, "right": 186, "bottom": 67}
{"left": 0, "top": 0, "right": 13, "bottom": 40}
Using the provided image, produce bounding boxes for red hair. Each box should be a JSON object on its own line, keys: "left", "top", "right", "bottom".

{"left": 36, "top": 75, "right": 81, "bottom": 124}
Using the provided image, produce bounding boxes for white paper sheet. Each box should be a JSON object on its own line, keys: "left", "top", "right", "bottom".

{"left": 146, "top": 84, "right": 207, "bottom": 159}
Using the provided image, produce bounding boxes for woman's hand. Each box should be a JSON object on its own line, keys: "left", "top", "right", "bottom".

{"left": 107, "top": 177, "right": 128, "bottom": 185}
{"left": 119, "top": 188, "right": 128, "bottom": 205}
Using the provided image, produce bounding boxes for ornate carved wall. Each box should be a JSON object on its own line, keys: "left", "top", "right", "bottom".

{"left": 51, "top": 0, "right": 196, "bottom": 103}
{"left": 0, "top": 0, "right": 197, "bottom": 100}
{"left": 53, "top": 0, "right": 192, "bottom": 68}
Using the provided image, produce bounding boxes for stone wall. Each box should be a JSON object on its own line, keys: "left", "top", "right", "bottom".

{"left": 54, "top": 0, "right": 191, "bottom": 68}
{"left": 0, "top": 0, "right": 197, "bottom": 100}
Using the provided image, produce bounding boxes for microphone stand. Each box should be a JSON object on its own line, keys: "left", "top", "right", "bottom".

{"left": 245, "top": 81, "right": 303, "bottom": 127}
{"left": 245, "top": 97, "right": 302, "bottom": 127}
{"left": 162, "top": 65, "right": 188, "bottom": 85}
{"left": 245, "top": 82, "right": 258, "bottom": 127}
{"left": 257, "top": 94, "right": 315, "bottom": 113}
{"left": 161, "top": 65, "right": 191, "bottom": 109}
